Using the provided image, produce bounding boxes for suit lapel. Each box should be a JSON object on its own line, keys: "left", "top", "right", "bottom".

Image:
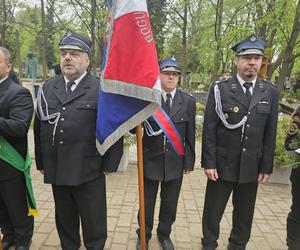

{"left": 0, "top": 78, "right": 10, "bottom": 99}
{"left": 249, "top": 78, "right": 266, "bottom": 111}
{"left": 169, "top": 90, "right": 183, "bottom": 118}
{"left": 54, "top": 73, "right": 92, "bottom": 105}
{"left": 161, "top": 95, "right": 167, "bottom": 111}
{"left": 53, "top": 77, "right": 67, "bottom": 104}
{"left": 65, "top": 80, "right": 89, "bottom": 104}
{"left": 230, "top": 76, "right": 249, "bottom": 109}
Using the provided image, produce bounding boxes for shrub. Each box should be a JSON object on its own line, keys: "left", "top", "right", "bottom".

{"left": 196, "top": 102, "right": 205, "bottom": 114}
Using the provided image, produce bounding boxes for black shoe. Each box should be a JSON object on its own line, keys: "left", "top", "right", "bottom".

{"left": 2, "top": 240, "right": 15, "bottom": 250}
{"left": 158, "top": 238, "right": 174, "bottom": 250}
{"left": 136, "top": 238, "right": 149, "bottom": 250}
{"left": 15, "top": 240, "right": 31, "bottom": 250}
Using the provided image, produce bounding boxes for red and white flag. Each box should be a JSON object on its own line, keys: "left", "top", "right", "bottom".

{"left": 96, "top": 0, "right": 161, "bottom": 154}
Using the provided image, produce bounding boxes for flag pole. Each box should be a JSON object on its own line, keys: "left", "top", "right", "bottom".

{"left": 136, "top": 124, "right": 147, "bottom": 250}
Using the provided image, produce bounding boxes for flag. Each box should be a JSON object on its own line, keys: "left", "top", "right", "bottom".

{"left": 96, "top": 0, "right": 161, "bottom": 154}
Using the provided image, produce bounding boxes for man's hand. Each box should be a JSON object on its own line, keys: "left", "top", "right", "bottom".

{"left": 204, "top": 168, "right": 219, "bottom": 181}
{"left": 258, "top": 173, "right": 271, "bottom": 183}
{"left": 183, "top": 170, "right": 191, "bottom": 175}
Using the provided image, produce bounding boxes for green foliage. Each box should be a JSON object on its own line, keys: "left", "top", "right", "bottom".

{"left": 196, "top": 102, "right": 205, "bottom": 114}
{"left": 148, "top": 0, "right": 167, "bottom": 57}
{"left": 2, "top": 0, "right": 300, "bottom": 81}
{"left": 274, "top": 116, "right": 299, "bottom": 168}
{"left": 283, "top": 90, "right": 300, "bottom": 104}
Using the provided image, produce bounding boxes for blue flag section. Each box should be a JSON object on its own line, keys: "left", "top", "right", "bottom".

{"left": 96, "top": 92, "right": 149, "bottom": 144}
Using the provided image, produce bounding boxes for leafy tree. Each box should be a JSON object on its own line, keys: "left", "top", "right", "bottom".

{"left": 148, "top": 0, "right": 168, "bottom": 57}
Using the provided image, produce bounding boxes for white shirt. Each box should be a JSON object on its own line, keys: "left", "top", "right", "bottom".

{"left": 64, "top": 71, "right": 87, "bottom": 92}
{"left": 0, "top": 76, "right": 8, "bottom": 85}
{"left": 162, "top": 89, "right": 176, "bottom": 107}
{"left": 236, "top": 74, "right": 257, "bottom": 95}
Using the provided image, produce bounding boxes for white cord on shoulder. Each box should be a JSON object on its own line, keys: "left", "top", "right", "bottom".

{"left": 214, "top": 84, "right": 247, "bottom": 129}
{"left": 36, "top": 85, "right": 61, "bottom": 145}
{"left": 144, "top": 120, "right": 162, "bottom": 136}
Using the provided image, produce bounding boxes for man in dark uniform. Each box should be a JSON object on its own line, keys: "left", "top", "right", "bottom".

{"left": 201, "top": 34, "right": 279, "bottom": 250}
{"left": 135, "top": 57, "right": 196, "bottom": 250}
{"left": 34, "top": 31, "right": 123, "bottom": 250}
{"left": 0, "top": 47, "right": 34, "bottom": 250}
{"left": 285, "top": 105, "right": 300, "bottom": 250}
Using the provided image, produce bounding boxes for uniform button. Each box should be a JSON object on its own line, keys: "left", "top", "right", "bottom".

{"left": 62, "top": 107, "right": 66, "bottom": 111}
{"left": 246, "top": 124, "right": 250, "bottom": 127}
{"left": 245, "top": 136, "right": 248, "bottom": 140}
{"left": 166, "top": 148, "right": 169, "bottom": 152}
{"left": 60, "top": 130, "right": 64, "bottom": 133}
{"left": 243, "top": 148, "right": 246, "bottom": 152}
{"left": 87, "top": 104, "right": 90, "bottom": 108}
{"left": 61, "top": 118, "right": 65, "bottom": 121}
{"left": 248, "top": 111, "right": 251, "bottom": 115}
{"left": 59, "top": 141, "right": 63, "bottom": 144}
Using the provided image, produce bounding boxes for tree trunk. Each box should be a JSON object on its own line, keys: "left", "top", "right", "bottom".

{"left": 41, "top": 0, "right": 47, "bottom": 79}
{"left": 212, "top": 0, "right": 224, "bottom": 81}
{"left": 181, "top": 0, "right": 188, "bottom": 86}
{"left": 277, "top": 0, "right": 300, "bottom": 93}
{"left": 0, "top": 0, "right": 7, "bottom": 46}
{"left": 90, "top": 0, "right": 97, "bottom": 75}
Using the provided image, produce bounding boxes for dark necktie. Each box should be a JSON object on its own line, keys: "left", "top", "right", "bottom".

{"left": 165, "top": 93, "right": 172, "bottom": 114}
{"left": 66, "top": 81, "right": 75, "bottom": 97}
{"left": 243, "top": 82, "right": 253, "bottom": 104}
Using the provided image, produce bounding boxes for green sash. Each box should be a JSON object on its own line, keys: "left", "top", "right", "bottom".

{"left": 0, "top": 136, "right": 38, "bottom": 216}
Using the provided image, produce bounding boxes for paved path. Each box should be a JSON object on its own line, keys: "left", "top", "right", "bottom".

{"left": 25, "top": 130, "right": 291, "bottom": 249}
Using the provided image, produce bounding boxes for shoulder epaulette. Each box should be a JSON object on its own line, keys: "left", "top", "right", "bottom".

{"left": 262, "top": 79, "right": 277, "bottom": 87}
{"left": 215, "top": 78, "right": 229, "bottom": 85}
{"left": 43, "top": 75, "right": 60, "bottom": 84}
{"left": 180, "top": 90, "right": 194, "bottom": 98}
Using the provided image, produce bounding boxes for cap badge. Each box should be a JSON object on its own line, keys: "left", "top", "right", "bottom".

{"left": 250, "top": 35, "right": 257, "bottom": 42}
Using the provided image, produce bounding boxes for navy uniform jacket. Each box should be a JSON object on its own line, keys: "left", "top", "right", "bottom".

{"left": 201, "top": 75, "right": 279, "bottom": 183}
{"left": 34, "top": 72, "right": 123, "bottom": 185}
{"left": 143, "top": 89, "right": 196, "bottom": 182}
{"left": 0, "top": 78, "right": 33, "bottom": 180}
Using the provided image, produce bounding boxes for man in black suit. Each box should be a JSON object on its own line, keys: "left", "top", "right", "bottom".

{"left": 0, "top": 47, "right": 34, "bottom": 250}
{"left": 285, "top": 105, "right": 300, "bottom": 250}
{"left": 34, "top": 31, "right": 123, "bottom": 250}
{"left": 136, "top": 57, "right": 196, "bottom": 250}
{"left": 201, "top": 34, "right": 279, "bottom": 250}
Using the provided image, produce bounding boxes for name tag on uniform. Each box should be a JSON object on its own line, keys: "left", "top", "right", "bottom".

{"left": 259, "top": 101, "right": 269, "bottom": 104}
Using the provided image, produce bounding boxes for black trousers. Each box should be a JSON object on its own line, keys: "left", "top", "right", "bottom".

{"left": 52, "top": 175, "right": 107, "bottom": 250}
{"left": 137, "top": 177, "right": 183, "bottom": 241}
{"left": 202, "top": 179, "right": 258, "bottom": 250}
{"left": 0, "top": 175, "right": 34, "bottom": 246}
{"left": 287, "top": 167, "right": 300, "bottom": 250}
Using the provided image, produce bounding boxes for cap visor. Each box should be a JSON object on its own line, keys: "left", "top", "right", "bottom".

{"left": 237, "top": 48, "right": 264, "bottom": 56}
{"left": 59, "top": 45, "right": 86, "bottom": 52}
{"left": 161, "top": 67, "right": 181, "bottom": 73}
